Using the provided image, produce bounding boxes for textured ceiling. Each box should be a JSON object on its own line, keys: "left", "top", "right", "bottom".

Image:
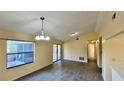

{"left": 0, "top": 11, "right": 99, "bottom": 41}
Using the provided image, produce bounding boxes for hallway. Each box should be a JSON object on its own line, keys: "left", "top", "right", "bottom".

{"left": 17, "top": 60, "right": 103, "bottom": 81}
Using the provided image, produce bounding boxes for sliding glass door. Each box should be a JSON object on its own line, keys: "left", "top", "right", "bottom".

{"left": 57, "top": 45, "right": 61, "bottom": 60}
{"left": 53, "top": 44, "right": 61, "bottom": 62}
{"left": 53, "top": 44, "right": 58, "bottom": 62}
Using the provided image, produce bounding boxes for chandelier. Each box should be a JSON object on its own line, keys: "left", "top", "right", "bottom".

{"left": 35, "top": 17, "right": 51, "bottom": 40}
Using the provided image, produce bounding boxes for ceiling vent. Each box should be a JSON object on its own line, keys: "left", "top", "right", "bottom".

{"left": 112, "top": 13, "right": 116, "bottom": 21}
{"left": 76, "top": 38, "right": 79, "bottom": 40}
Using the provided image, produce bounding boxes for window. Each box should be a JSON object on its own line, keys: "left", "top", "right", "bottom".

{"left": 7, "top": 40, "right": 35, "bottom": 69}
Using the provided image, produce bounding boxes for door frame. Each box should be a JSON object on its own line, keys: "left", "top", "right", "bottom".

{"left": 99, "top": 36, "right": 102, "bottom": 67}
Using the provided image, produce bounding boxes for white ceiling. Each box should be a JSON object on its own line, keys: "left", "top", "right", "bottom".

{"left": 0, "top": 11, "right": 99, "bottom": 41}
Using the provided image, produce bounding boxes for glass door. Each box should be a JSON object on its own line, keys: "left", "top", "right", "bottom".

{"left": 53, "top": 44, "right": 57, "bottom": 62}
{"left": 57, "top": 45, "right": 61, "bottom": 60}
{"left": 53, "top": 44, "right": 61, "bottom": 62}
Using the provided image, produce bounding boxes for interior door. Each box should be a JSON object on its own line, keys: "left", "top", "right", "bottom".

{"left": 87, "top": 41, "right": 96, "bottom": 61}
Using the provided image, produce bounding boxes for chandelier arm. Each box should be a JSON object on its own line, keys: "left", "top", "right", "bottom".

{"left": 41, "top": 18, "right": 44, "bottom": 36}
{"left": 41, "top": 19, "right": 43, "bottom": 31}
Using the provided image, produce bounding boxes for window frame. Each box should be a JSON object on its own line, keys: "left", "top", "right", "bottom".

{"left": 6, "top": 39, "right": 35, "bottom": 69}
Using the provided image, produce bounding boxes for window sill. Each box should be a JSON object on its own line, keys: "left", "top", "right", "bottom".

{"left": 6, "top": 62, "right": 34, "bottom": 69}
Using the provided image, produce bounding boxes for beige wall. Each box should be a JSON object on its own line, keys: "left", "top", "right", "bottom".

{"left": 0, "top": 30, "right": 62, "bottom": 81}
{"left": 97, "top": 11, "right": 124, "bottom": 80}
{"left": 98, "top": 12, "right": 124, "bottom": 39}
{"left": 101, "top": 33, "right": 124, "bottom": 80}
{"left": 63, "top": 32, "right": 98, "bottom": 62}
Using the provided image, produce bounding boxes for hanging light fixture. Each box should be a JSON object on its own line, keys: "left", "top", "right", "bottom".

{"left": 35, "top": 17, "right": 51, "bottom": 40}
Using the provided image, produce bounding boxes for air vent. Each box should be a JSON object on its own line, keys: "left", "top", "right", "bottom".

{"left": 76, "top": 38, "right": 79, "bottom": 40}
{"left": 79, "top": 57, "right": 84, "bottom": 60}
{"left": 112, "top": 13, "right": 116, "bottom": 21}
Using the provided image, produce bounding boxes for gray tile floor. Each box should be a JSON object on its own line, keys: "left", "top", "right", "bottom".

{"left": 16, "top": 60, "right": 103, "bottom": 81}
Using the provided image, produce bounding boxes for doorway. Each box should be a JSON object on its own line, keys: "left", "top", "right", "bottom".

{"left": 53, "top": 44, "right": 61, "bottom": 62}
{"left": 99, "top": 37, "right": 102, "bottom": 73}
{"left": 87, "top": 40, "right": 96, "bottom": 61}
{"left": 99, "top": 37, "right": 102, "bottom": 66}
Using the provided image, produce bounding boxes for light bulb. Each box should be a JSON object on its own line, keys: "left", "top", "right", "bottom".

{"left": 35, "top": 35, "right": 40, "bottom": 40}
{"left": 35, "top": 35, "right": 50, "bottom": 41}
{"left": 40, "top": 35, "right": 44, "bottom": 40}
{"left": 45, "top": 36, "right": 50, "bottom": 40}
